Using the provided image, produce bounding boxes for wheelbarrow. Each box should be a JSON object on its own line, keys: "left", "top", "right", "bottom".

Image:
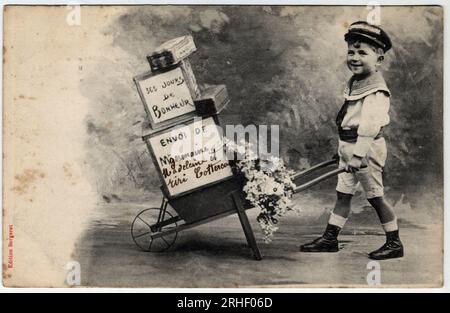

{"left": 131, "top": 157, "right": 344, "bottom": 260}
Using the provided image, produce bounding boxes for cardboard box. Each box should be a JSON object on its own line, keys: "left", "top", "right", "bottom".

{"left": 142, "top": 116, "right": 233, "bottom": 199}
{"left": 147, "top": 35, "right": 197, "bottom": 72}
{"left": 134, "top": 60, "right": 201, "bottom": 130}
{"left": 194, "top": 85, "right": 230, "bottom": 116}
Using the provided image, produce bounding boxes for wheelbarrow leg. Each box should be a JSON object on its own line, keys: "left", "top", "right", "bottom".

{"left": 232, "top": 193, "right": 262, "bottom": 261}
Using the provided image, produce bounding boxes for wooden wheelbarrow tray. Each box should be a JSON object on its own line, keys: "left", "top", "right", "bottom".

{"left": 131, "top": 158, "right": 344, "bottom": 260}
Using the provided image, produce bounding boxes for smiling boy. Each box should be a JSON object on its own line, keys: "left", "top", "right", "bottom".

{"left": 300, "top": 21, "right": 404, "bottom": 260}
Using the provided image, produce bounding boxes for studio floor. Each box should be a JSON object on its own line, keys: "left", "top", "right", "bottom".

{"left": 74, "top": 188, "right": 443, "bottom": 288}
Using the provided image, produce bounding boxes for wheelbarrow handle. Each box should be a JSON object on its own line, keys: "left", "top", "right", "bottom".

{"left": 291, "top": 158, "right": 339, "bottom": 181}
{"left": 293, "top": 168, "right": 345, "bottom": 194}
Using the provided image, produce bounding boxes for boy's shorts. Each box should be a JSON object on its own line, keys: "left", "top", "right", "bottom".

{"left": 336, "top": 138, "right": 387, "bottom": 199}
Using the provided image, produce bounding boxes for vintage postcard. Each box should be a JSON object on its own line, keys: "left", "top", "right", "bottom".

{"left": 2, "top": 4, "right": 444, "bottom": 288}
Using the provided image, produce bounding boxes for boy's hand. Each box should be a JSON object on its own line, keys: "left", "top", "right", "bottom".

{"left": 345, "top": 156, "right": 363, "bottom": 173}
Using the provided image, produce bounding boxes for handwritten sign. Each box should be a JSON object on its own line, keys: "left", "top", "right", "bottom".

{"left": 146, "top": 117, "right": 233, "bottom": 198}
{"left": 135, "top": 67, "right": 196, "bottom": 126}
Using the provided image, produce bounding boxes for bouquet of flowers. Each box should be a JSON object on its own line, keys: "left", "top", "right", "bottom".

{"left": 229, "top": 141, "right": 297, "bottom": 243}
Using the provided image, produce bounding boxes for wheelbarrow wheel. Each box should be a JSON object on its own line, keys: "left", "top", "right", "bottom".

{"left": 131, "top": 208, "right": 178, "bottom": 252}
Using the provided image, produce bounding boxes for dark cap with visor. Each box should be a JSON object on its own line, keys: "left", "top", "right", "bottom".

{"left": 344, "top": 21, "right": 392, "bottom": 52}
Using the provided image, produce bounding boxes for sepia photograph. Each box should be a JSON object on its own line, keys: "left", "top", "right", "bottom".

{"left": 2, "top": 3, "right": 445, "bottom": 289}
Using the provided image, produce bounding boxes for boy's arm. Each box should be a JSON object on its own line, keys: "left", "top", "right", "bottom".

{"left": 353, "top": 91, "right": 390, "bottom": 158}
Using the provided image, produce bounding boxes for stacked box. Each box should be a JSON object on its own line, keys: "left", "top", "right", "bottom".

{"left": 147, "top": 36, "right": 201, "bottom": 101}
{"left": 147, "top": 35, "right": 197, "bottom": 72}
{"left": 134, "top": 36, "right": 234, "bottom": 199}
{"left": 134, "top": 35, "right": 201, "bottom": 130}
{"left": 194, "top": 85, "right": 230, "bottom": 117}
{"left": 142, "top": 116, "right": 234, "bottom": 199}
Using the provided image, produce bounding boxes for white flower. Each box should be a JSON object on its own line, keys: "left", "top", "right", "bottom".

{"left": 236, "top": 151, "right": 298, "bottom": 243}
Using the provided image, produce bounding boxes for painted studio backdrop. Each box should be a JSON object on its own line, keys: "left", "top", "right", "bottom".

{"left": 86, "top": 6, "right": 442, "bottom": 211}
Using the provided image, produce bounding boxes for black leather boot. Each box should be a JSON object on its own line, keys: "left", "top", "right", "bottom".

{"left": 300, "top": 224, "right": 340, "bottom": 252}
{"left": 369, "top": 230, "right": 404, "bottom": 260}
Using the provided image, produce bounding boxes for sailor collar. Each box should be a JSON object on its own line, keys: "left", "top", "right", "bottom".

{"left": 344, "top": 71, "right": 391, "bottom": 101}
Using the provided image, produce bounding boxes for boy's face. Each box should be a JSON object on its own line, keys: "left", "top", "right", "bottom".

{"left": 347, "top": 41, "right": 383, "bottom": 76}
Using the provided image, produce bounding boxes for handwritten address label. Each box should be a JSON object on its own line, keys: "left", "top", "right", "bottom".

{"left": 137, "top": 67, "right": 196, "bottom": 123}
{"left": 148, "top": 117, "right": 233, "bottom": 197}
